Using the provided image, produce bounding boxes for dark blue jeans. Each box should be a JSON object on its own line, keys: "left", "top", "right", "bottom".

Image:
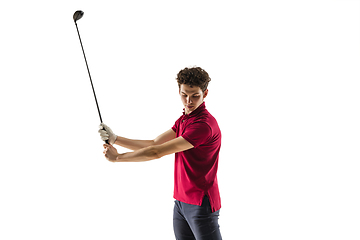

{"left": 173, "top": 195, "right": 222, "bottom": 240}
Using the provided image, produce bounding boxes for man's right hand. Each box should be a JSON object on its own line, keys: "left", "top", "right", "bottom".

{"left": 98, "top": 123, "right": 117, "bottom": 145}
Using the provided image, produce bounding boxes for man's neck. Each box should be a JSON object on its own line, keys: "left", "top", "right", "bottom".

{"left": 184, "top": 101, "right": 205, "bottom": 115}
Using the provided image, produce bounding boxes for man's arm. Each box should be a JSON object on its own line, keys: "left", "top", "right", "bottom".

{"left": 104, "top": 136, "right": 193, "bottom": 162}
{"left": 114, "top": 129, "right": 176, "bottom": 151}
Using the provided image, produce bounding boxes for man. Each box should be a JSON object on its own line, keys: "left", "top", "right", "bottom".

{"left": 100, "top": 66, "right": 222, "bottom": 240}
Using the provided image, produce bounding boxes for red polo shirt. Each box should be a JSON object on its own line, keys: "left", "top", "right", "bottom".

{"left": 172, "top": 102, "right": 221, "bottom": 212}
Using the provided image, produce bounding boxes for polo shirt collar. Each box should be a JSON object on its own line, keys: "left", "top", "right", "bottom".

{"left": 182, "top": 101, "right": 206, "bottom": 118}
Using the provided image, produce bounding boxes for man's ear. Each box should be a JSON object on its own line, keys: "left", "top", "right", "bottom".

{"left": 203, "top": 89, "right": 209, "bottom": 98}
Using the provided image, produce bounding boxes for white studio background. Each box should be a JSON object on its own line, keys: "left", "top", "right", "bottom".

{"left": 0, "top": 0, "right": 359, "bottom": 239}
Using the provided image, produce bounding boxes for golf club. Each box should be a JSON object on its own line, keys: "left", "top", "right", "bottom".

{"left": 73, "top": 10, "right": 109, "bottom": 144}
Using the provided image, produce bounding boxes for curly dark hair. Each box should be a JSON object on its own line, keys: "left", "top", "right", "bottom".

{"left": 176, "top": 67, "right": 211, "bottom": 92}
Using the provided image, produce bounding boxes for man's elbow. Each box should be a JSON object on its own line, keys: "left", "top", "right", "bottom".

{"left": 146, "top": 146, "right": 163, "bottom": 160}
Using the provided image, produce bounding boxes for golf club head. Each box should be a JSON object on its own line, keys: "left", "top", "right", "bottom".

{"left": 73, "top": 10, "right": 84, "bottom": 22}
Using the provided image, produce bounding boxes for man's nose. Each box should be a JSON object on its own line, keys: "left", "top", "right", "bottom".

{"left": 187, "top": 96, "right": 192, "bottom": 103}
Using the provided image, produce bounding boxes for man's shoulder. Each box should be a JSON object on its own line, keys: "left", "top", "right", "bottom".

{"left": 197, "top": 108, "right": 217, "bottom": 122}
{"left": 194, "top": 110, "right": 220, "bottom": 131}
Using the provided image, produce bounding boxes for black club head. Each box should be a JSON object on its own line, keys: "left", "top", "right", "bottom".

{"left": 73, "top": 10, "right": 84, "bottom": 22}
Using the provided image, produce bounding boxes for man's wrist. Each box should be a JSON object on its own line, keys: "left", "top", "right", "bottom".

{"left": 113, "top": 135, "right": 118, "bottom": 145}
{"left": 116, "top": 153, "right": 124, "bottom": 162}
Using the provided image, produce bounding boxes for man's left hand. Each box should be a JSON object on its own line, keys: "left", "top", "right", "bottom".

{"left": 103, "top": 144, "right": 119, "bottom": 162}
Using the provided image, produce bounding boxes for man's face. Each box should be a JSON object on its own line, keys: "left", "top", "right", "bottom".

{"left": 179, "top": 84, "right": 208, "bottom": 115}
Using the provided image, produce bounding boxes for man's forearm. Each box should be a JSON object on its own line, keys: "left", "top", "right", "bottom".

{"left": 109, "top": 136, "right": 193, "bottom": 163}
{"left": 116, "top": 145, "right": 160, "bottom": 162}
{"left": 115, "top": 136, "right": 154, "bottom": 151}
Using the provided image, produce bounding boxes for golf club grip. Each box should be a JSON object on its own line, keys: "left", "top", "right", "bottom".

{"left": 101, "top": 126, "right": 109, "bottom": 144}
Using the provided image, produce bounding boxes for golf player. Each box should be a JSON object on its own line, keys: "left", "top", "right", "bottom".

{"left": 100, "top": 67, "right": 222, "bottom": 240}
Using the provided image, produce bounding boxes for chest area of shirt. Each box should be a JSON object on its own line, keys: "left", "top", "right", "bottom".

{"left": 178, "top": 117, "right": 192, "bottom": 136}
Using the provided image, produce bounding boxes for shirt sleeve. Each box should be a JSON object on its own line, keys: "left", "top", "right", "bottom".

{"left": 172, "top": 117, "right": 181, "bottom": 133}
{"left": 182, "top": 121, "right": 212, "bottom": 148}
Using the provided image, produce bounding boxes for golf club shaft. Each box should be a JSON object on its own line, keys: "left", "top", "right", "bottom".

{"left": 74, "top": 22, "right": 109, "bottom": 144}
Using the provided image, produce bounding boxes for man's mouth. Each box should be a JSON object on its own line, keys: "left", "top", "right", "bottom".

{"left": 187, "top": 105, "right": 194, "bottom": 109}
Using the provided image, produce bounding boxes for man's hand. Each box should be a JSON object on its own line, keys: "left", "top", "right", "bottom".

{"left": 103, "top": 144, "right": 119, "bottom": 162}
{"left": 98, "top": 123, "right": 117, "bottom": 144}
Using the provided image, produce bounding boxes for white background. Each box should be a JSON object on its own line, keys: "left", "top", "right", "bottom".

{"left": 1, "top": 0, "right": 359, "bottom": 239}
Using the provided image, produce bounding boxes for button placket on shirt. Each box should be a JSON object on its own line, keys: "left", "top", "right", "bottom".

{"left": 181, "top": 116, "right": 189, "bottom": 135}
{"left": 182, "top": 114, "right": 190, "bottom": 123}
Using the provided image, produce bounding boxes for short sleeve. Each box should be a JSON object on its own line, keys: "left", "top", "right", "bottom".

{"left": 182, "top": 122, "right": 212, "bottom": 148}
{"left": 172, "top": 117, "right": 181, "bottom": 133}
